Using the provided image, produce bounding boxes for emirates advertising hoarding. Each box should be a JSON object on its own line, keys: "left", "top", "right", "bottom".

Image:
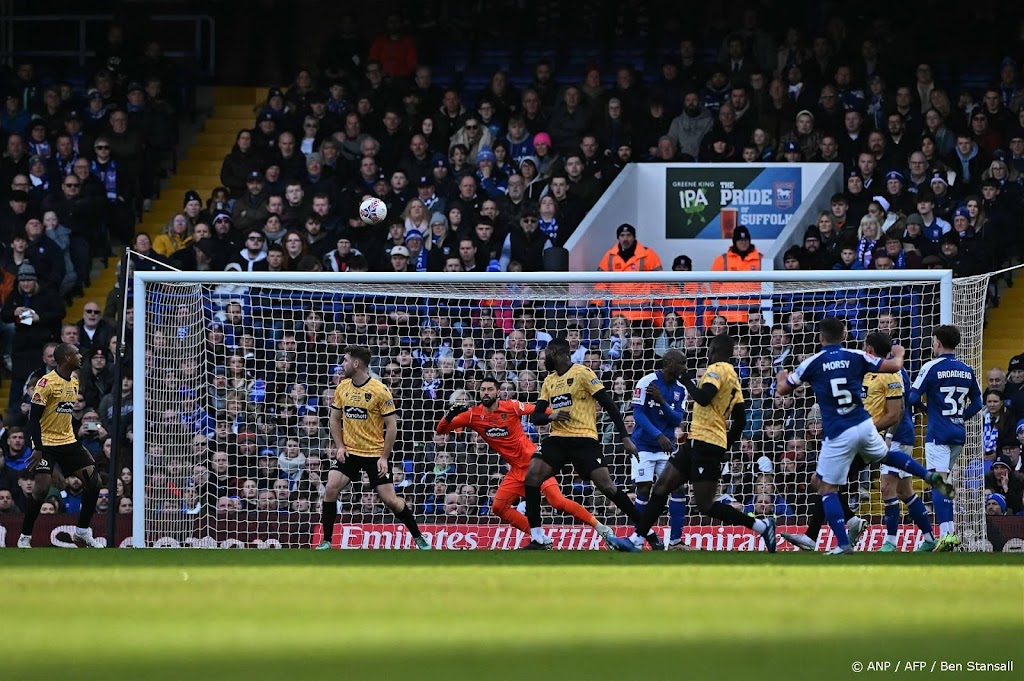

{"left": 5, "top": 515, "right": 1023, "bottom": 551}
{"left": 665, "top": 166, "right": 802, "bottom": 240}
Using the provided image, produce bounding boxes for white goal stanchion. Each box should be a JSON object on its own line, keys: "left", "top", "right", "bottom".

{"left": 131, "top": 270, "right": 989, "bottom": 550}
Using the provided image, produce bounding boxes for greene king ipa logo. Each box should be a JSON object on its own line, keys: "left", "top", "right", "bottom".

{"left": 664, "top": 167, "right": 801, "bottom": 239}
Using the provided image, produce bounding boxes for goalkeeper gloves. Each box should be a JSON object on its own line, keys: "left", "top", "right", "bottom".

{"left": 444, "top": 404, "right": 469, "bottom": 422}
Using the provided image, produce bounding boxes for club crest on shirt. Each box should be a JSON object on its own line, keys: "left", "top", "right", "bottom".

{"left": 364, "top": 393, "right": 372, "bottom": 401}
{"left": 566, "top": 378, "right": 574, "bottom": 386}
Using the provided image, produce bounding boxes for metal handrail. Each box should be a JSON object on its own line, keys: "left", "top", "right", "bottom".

{"left": 0, "top": 13, "right": 215, "bottom": 76}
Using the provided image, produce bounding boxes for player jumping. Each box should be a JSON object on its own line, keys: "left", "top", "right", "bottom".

{"left": 909, "top": 325, "right": 982, "bottom": 552}
{"left": 776, "top": 318, "right": 954, "bottom": 555}
{"left": 523, "top": 338, "right": 656, "bottom": 551}
{"left": 19, "top": 343, "right": 104, "bottom": 548}
{"left": 627, "top": 349, "right": 692, "bottom": 550}
{"left": 316, "top": 345, "right": 430, "bottom": 550}
{"left": 436, "top": 377, "right": 622, "bottom": 549}
{"left": 625, "top": 333, "right": 777, "bottom": 552}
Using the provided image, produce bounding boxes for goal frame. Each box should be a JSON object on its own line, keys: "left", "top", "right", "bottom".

{"left": 130, "top": 269, "right": 958, "bottom": 548}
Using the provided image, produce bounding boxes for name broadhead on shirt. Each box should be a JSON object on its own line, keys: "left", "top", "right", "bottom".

{"left": 912, "top": 354, "right": 981, "bottom": 445}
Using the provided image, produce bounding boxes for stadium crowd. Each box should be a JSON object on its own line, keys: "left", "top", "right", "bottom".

{"left": 2, "top": 6, "right": 1024, "bottom": 536}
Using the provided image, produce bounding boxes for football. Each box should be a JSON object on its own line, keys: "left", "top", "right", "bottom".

{"left": 359, "top": 197, "right": 387, "bottom": 225}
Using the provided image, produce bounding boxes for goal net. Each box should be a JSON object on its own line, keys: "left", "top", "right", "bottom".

{"left": 132, "top": 270, "right": 989, "bottom": 551}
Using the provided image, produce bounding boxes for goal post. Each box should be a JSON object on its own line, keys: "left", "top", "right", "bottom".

{"left": 131, "top": 269, "right": 990, "bottom": 550}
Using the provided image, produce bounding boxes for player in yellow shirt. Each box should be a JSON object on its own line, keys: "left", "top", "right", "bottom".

{"left": 315, "top": 345, "right": 430, "bottom": 550}
{"left": 18, "top": 343, "right": 103, "bottom": 548}
{"left": 626, "top": 333, "right": 778, "bottom": 552}
{"left": 523, "top": 338, "right": 650, "bottom": 551}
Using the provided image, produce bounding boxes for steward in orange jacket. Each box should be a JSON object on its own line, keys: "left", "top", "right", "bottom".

{"left": 708, "top": 225, "right": 762, "bottom": 323}
{"left": 595, "top": 223, "right": 664, "bottom": 326}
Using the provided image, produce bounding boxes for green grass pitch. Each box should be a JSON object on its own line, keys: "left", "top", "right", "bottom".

{"left": 1, "top": 551, "right": 1021, "bottom": 681}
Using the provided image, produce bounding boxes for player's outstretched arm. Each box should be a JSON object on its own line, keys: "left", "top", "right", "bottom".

{"left": 681, "top": 374, "right": 719, "bottom": 406}
{"left": 875, "top": 345, "right": 905, "bottom": 373}
{"left": 436, "top": 404, "right": 471, "bottom": 434}
{"left": 775, "top": 369, "right": 795, "bottom": 396}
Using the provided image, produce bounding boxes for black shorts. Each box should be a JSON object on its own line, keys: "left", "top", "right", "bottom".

{"left": 669, "top": 439, "right": 727, "bottom": 484}
{"left": 330, "top": 455, "right": 392, "bottom": 488}
{"left": 535, "top": 436, "right": 607, "bottom": 478}
{"left": 34, "top": 442, "right": 95, "bottom": 476}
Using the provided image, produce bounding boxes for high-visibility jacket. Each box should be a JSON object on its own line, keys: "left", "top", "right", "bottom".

{"left": 662, "top": 281, "right": 710, "bottom": 329}
{"left": 707, "top": 246, "right": 762, "bottom": 323}
{"left": 595, "top": 242, "right": 664, "bottom": 324}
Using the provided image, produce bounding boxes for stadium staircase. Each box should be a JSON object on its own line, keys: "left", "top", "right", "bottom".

{"left": 981, "top": 272, "right": 1024, "bottom": 374}
{"left": 0, "top": 87, "right": 266, "bottom": 409}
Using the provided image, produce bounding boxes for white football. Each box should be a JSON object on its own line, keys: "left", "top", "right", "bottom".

{"left": 359, "top": 197, "right": 387, "bottom": 225}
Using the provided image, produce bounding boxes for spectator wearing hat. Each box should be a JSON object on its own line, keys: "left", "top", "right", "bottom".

{"left": 499, "top": 207, "right": 553, "bottom": 272}
{"left": 710, "top": 224, "right": 762, "bottom": 323}
{"left": 593, "top": 222, "right": 664, "bottom": 327}
{"left": 799, "top": 226, "right": 832, "bottom": 269}
{"left": 937, "top": 231, "right": 977, "bottom": 277}
{"left": 781, "top": 139, "right": 802, "bottom": 163}
{"left": 986, "top": 454, "right": 1023, "bottom": 515}
{"left": 80, "top": 347, "right": 114, "bottom": 410}
{"left": 883, "top": 170, "right": 913, "bottom": 215}
{"left": 403, "top": 228, "right": 428, "bottom": 273}
{"left": 1, "top": 263, "right": 64, "bottom": 413}
{"left": 985, "top": 493, "right": 1008, "bottom": 516}
{"left": 231, "top": 170, "right": 269, "bottom": 233}
{"left": 781, "top": 246, "right": 803, "bottom": 270}
{"left": 387, "top": 244, "right": 412, "bottom": 273}
{"left": 474, "top": 148, "right": 508, "bottom": 200}
{"left": 1001, "top": 355, "right": 1024, "bottom": 422}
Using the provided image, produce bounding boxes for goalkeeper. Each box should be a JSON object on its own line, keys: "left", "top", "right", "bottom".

{"left": 436, "top": 377, "right": 622, "bottom": 549}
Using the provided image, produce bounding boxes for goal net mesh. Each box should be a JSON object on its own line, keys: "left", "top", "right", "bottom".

{"left": 136, "top": 274, "right": 988, "bottom": 550}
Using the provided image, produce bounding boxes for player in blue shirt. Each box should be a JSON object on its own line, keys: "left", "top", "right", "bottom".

{"left": 776, "top": 318, "right": 954, "bottom": 554}
{"left": 628, "top": 349, "right": 688, "bottom": 550}
{"left": 909, "top": 324, "right": 983, "bottom": 552}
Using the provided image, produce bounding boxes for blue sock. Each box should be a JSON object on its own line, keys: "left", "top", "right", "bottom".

{"left": 883, "top": 497, "right": 900, "bottom": 539}
{"left": 932, "top": 489, "right": 953, "bottom": 527}
{"left": 822, "top": 492, "right": 850, "bottom": 548}
{"left": 633, "top": 495, "right": 648, "bottom": 534}
{"left": 905, "top": 494, "right": 935, "bottom": 540}
{"left": 882, "top": 450, "right": 930, "bottom": 480}
{"left": 668, "top": 495, "right": 687, "bottom": 543}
